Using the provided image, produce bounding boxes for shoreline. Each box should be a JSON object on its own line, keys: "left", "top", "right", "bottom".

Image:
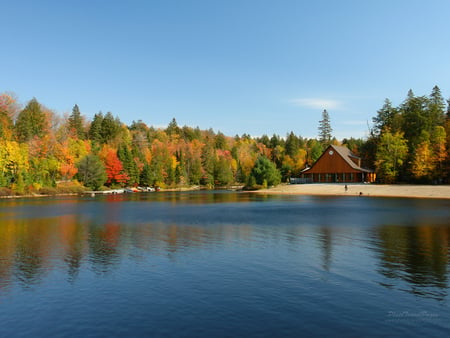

{"left": 1, "top": 184, "right": 449, "bottom": 200}
{"left": 255, "top": 183, "right": 450, "bottom": 199}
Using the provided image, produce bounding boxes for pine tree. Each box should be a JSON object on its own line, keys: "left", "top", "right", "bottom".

{"left": 88, "top": 113, "right": 103, "bottom": 143}
{"left": 372, "top": 99, "right": 401, "bottom": 136}
{"left": 117, "top": 144, "right": 139, "bottom": 185}
{"left": 285, "top": 132, "right": 299, "bottom": 158}
{"left": 15, "top": 98, "right": 48, "bottom": 142}
{"left": 140, "top": 163, "right": 154, "bottom": 186}
{"left": 100, "top": 112, "right": 121, "bottom": 143}
{"left": 68, "top": 104, "right": 85, "bottom": 140}
{"left": 318, "top": 109, "right": 333, "bottom": 147}
{"left": 76, "top": 154, "right": 106, "bottom": 190}
{"left": 166, "top": 118, "right": 180, "bottom": 136}
{"left": 429, "top": 85, "right": 446, "bottom": 127}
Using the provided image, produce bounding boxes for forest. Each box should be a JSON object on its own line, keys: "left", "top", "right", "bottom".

{"left": 0, "top": 86, "right": 449, "bottom": 195}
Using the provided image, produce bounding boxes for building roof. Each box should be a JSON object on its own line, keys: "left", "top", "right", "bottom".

{"left": 303, "top": 144, "right": 374, "bottom": 173}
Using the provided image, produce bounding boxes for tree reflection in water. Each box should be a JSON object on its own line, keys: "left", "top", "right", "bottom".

{"left": 0, "top": 195, "right": 449, "bottom": 303}
{"left": 374, "top": 225, "right": 449, "bottom": 300}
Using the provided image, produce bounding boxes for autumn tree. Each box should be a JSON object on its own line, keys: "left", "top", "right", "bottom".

{"left": 0, "top": 140, "right": 29, "bottom": 188}
{"left": 0, "top": 93, "right": 19, "bottom": 140}
{"left": 100, "top": 146, "right": 129, "bottom": 186}
{"left": 430, "top": 126, "right": 447, "bottom": 181}
{"left": 410, "top": 137, "right": 434, "bottom": 182}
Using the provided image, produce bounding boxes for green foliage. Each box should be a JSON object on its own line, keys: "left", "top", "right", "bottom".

{"left": 373, "top": 86, "right": 449, "bottom": 182}
{"left": 76, "top": 155, "right": 107, "bottom": 190}
{"left": 166, "top": 118, "right": 180, "bottom": 136}
{"left": 15, "top": 98, "right": 48, "bottom": 142}
{"left": 372, "top": 99, "right": 401, "bottom": 136}
{"left": 0, "top": 87, "right": 448, "bottom": 195}
{"left": 214, "top": 132, "right": 227, "bottom": 150}
{"left": 214, "top": 157, "right": 234, "bottom": 186}
{"left": 140, "top": 164, "right": 155, "bottom": 186}
{"left": 248, "top": 156, "right": 281, "bottom": 188}
{"left": 375, "top": 131, "right": 408, "bottom": 183}
{"left": 285, "top": 132, "right": 299, "bottom": 158}
{"left": 100, "top": 112, "right": 122, "bottom": 143}
{"left": 308, "top": 139, "right": 323, "bottom": 164}
{"left": 117, "top": 144, "right": 139, "bottom": 185}
{"left": 68, "top": 104, "right": 85, "bottom": 139}
{"left": 318, "top": 109, "right": 333, "bottom": 147}
{"left": 88, "top": 113, "right": 103, "bottom": 143}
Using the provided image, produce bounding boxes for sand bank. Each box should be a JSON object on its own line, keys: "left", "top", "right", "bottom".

{"left": 256, "top": 184, "right": 450, "bottom": 199}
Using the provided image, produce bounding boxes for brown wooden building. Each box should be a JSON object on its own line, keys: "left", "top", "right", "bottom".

{"left": 297, "top": 145, "right": 376, "bottom": 183}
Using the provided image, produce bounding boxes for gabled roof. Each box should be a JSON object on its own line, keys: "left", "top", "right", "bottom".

{"left": 303, "top": 144, "right": 374, "bottom": 173}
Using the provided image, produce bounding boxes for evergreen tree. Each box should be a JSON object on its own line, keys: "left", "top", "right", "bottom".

{"left": 318, "top": 109, "right": 333, "bottom": 147}
{"left": 88, "top": 113, "right": 103, "bottom": 143}
{"left": 117, "top": 144, "right": 139, "bottom": 185}
{"left": 166, "top": 118, "right": 180, "bottom": 136}
{"left": 214, "top": 132, "right": 227, "bottom": 149}
{"left": 285, "top": 132, "right": 299, "bottom": 158}
{"left": 100, "top": 112, "right": 121, "bottom": 143}
{"left": 201, "top": 143, "right": 215, "bottom": 186}
{"left": 429, "top": 85, "right": 446, "bottom": 127}
{"left": 372, "top": 99, "right": 401, "bottom": 136}
{"left": 68, "top": 104, "right": 85, "bottom": 139}
{"left": 269, "top": 134, "right": 283, "bottom": 149}
{"left": 15, "top": 98, "right": 48, "bottom": 142}
{"left": 140, "top": 163, "right": 154, "bottom": 186}
{"left": 76, "top": 154, "right": 106, "bottom": 190}
{"left": 249, "top": 156, "right": 281, "bottom": 187}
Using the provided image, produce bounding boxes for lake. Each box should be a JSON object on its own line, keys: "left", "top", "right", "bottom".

{"left": 1, "top": 191, "right": 449, "bottom": 337}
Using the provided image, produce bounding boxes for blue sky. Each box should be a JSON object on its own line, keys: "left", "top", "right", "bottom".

{"left": 2, "top": 0, "right": 450, "bottom": 139}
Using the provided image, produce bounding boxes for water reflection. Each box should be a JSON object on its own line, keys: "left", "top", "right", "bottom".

{"left": 0, "top": 193, "right": 449, "bottom": 303}
{"left": 373, "top": 225, "right": 449, "bottom": 300}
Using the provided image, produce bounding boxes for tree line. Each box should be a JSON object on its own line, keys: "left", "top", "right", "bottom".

{"left": 0, "top": 86, "right": 449, "bottom": 194}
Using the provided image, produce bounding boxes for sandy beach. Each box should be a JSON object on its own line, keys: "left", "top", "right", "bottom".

{"left": 257, "top": 183, "right": 450, "bottom": 199}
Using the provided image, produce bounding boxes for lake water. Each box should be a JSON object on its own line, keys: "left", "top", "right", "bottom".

{"left": 0, "top": 191, "right": 449, "bottom": 337}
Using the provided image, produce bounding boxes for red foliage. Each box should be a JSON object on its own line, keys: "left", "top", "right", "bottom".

{"left": 102, "top": 148, "right": 129, "bottom": 185}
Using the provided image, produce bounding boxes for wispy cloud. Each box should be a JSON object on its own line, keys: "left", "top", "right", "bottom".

{"left": 290, "top": 98, "right": 343, "bottom": 110}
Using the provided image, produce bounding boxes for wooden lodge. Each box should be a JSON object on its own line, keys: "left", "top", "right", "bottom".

{"left": 294, "top": 145, "right": 376, "bottom": 184}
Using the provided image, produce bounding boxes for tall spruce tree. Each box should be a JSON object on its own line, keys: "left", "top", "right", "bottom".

{"left": 318, "top": 109, "right": 333, "bottom": 147}
{"left": 68, "top": 104, "right": 85, "bottom": 139}
{"left": 117, "top": 143, "right": 139, "bottom": 185}
{"left": 372, "top": 99, "right": 401, "bottom": 136}
{"left": 429, "top": 85, "right": 446, "bottom": 127}
{"left": 88, "top": 113, "right": 103, "bottom": 143}
{"left": 100, "top": 112, "right": 121, "bottom": 143}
